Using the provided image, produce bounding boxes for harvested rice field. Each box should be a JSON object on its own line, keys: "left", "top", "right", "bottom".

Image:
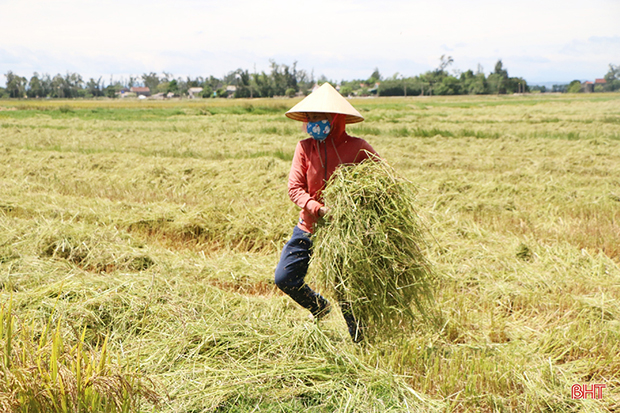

{"left": 0, "top": 93, "right": 620, "bottom": 412}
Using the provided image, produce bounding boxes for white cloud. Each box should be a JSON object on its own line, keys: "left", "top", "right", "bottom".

{"left": 560, "top": 36, "right": 620, "bottom": 56}
{"left": 1, "top": 0, "right": 619, "bottom": 85}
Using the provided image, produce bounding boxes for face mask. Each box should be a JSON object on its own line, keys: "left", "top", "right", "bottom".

{"left": 307, "top": 119, "right": 331, "bottom": 141}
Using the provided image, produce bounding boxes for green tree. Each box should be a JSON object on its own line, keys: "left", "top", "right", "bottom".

{"left": 551, "top": 84, "right": 568, "bottom": 93}
{"left": 5, "top": 71, "right": 27, "bottom": 98}
{"left": 377, "top": 77, "right": 421, "bottom": 96}
{"left": 419, "top": 70, "right": 446, "bottom": 96}
{"left": 27, "top": 73, "right": 44, "bottom": 98}
{"left": 105, "top": 84, "right": 117, "bottom": 98}
{"left": 127, "top": 76, "right": 137, "bottom": 88}
{"left": 269, "top": 60, "right": 298, "bottom": 96}
{"left": 40, "top": 74, "right": 53, "bottom": 97}
{"left": 66, "top": 72, "right": 84, "bottom": 98}
{"left": 434, "top": 75, "right": 461, "bottom": 95}
{"left": 567, "top": 80, "right": 582, "bottom": 93}
{"left": 487, "top": 60, "right": 509, "bottom": 94}
{"left": 48, "top": 72, "right": 83, "bottom": 98}
{"left": 167, "top": 79, "right": 179, "bottom": 95}
{"left": 339, "top": 85, "right": 353, "bottom": 96}
{"left": 493, "top": 60, "right": 508, "bottom": 77}
{"left": 339, "top": 79, "right": 362, "bottom": 96}
{"left": 186, "top": 76, "right": 200, "bottom": 88}
{"left": 471, "top": 73, "right": 487, "bottom": 94}
{"left": 366, "top": 68, "right": 381, "bottom": 86}
{"left": 51, "top": 74, "right": 66, "bottom": 98}
{"left": 141, "top": 72, "right": 160, "bottom": 93}
{"left": 228, "top": 69, "right": 252, "bottom": 98}
{"left": 438, "top": 55, "right": 454, "bottom": 73}
{"left": 460, "top": 70, "right": 486, "bottom": 95}
{"left": 201, "top": 85, "right": 214, "bottom": 98}
{"left": 86, "top": 77, "right": 103, "bottom": 97}
{"left": 202, "top": 75, "right": 222, "bottom": 96}
{"left": 156, "top": 82, "right": 169, "bottom": 94}
{"left": 603, "top": 64, "right": 620, "bottom": 92}
{"left": 251, "top": 71, "right": 272, "bottom": 97}
{"left": 603, "top": 64, "right": 618, "bottom": 82}
{"left": 295, "top": 68, "right": 313, "bottom": 95}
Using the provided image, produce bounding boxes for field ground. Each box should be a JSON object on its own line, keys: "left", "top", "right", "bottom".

{"left": 1, "top": 93, "right": 620, "bottom": 411}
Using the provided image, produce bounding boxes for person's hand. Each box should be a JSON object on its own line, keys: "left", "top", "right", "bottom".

{"left": 318, "top": 206, "right": 330, "bottom": 218}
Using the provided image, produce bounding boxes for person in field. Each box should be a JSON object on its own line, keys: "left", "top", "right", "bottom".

{"left": 274, "top": 83, "right": 378, "bottom": 342}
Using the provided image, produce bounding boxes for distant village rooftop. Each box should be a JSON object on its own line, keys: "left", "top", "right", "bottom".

{"left": 130, "top": 87, "right": 151, "bottom": 96}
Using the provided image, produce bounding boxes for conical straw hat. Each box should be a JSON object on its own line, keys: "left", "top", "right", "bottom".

{"left": 285, "top": 83, "right": 364, "bottom": 124}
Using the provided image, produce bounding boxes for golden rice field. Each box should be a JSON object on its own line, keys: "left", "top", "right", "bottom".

{"left": 0, "top": 93, "right": 619, "bottom": 412}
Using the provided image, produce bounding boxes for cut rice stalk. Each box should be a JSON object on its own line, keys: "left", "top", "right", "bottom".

{"left": 312, "top": 158, "right": 436, "bottom": 339}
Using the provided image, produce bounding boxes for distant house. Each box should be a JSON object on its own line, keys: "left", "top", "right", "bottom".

{"left": 119, "top": 88, "right": 136, "bottom": 98}
{"left": 583, "top": 81, "right": 594, "bottom": 93}
{"left": 582, "top": 78, "right": 607, "bottom": 93}
{"left": 368, "top": 83, "right": 380, "bottom": 95}
{"left": 225, "top": 85, "right": 237, "bottom": 98}
{"left": 594, "top": 78, "right": 607, "bottom": 92}
{"left": 130, "top": 86, "right": 151, "bottom": 97}
{"left": 188, "top": 87, "right": 203, "bottom": 99}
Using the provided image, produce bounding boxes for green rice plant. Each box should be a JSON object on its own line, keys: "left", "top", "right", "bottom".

{"left": 0, "top": 297, "right": 161, "bottom": 412}
{"left": 312, "top": 159, "right": 437, "bottom": 339}
{"left": 347, "top": 124, "right": 382, "bottom": 137}
{"left": 410, "top": 127, "right": 455, "bottom": 138}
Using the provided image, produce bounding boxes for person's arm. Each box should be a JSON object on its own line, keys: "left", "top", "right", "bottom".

{"left": 288, "top": 142, "right": 323, "bottom": 218}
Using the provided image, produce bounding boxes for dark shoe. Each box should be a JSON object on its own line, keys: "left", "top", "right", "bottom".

{"left": 343, "top": 312, "right": 364, "bottom": 343}
{"left": 311, "top": 301, "right": 332, "bottom": 321}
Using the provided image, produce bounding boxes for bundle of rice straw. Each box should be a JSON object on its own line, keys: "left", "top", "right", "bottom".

{"left": 312, "top": 159, "right": 435, "bottom": 339}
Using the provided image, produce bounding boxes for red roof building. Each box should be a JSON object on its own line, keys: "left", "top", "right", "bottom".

{"left": 582, "top": 81, "right": 594, "bottom": 93}
{"left": 130, "top": 86, "right": 151, "bottom": 96}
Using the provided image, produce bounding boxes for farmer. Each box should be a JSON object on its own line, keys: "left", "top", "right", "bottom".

{"left": 274, "top": 83, "right": 378, "bottom": 342}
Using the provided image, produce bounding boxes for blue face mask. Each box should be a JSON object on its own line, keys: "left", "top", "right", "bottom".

{"left": 307, "top": 119, "right": 331, "bottom": 141}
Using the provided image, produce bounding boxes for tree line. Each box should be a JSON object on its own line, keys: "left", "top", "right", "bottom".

{"left": 1, "top": 60, "right": 314, "bottom": 99}
{"left": 2, "top": 57, "right": 618, "bottom": 99}
{"left": 341, "top": 58, "right": 528, "bottom": 97}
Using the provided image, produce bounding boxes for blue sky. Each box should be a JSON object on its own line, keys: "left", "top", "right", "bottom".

{"left": 1, "top": 0, "right": 619, "bottom": 86}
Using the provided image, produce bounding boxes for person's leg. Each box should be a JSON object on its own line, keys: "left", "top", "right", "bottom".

{"left": 335, "top": 280, "right": 364, "bottom": 342}
{"left": 274, "top": 226, "right": 329, "bottom": 317}
{"left": 340, "top": 301, "right": 363, "bottom": 343}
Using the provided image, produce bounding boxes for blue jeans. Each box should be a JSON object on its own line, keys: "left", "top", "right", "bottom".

{"left": 274, "top": 226, "right": 329, "bottom": 316}
{"left": 274, "top": 226, "right": 363, "bottom": 341}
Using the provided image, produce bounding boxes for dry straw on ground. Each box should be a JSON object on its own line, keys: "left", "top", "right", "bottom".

{"left": 313, "top": 158, "right": 436, "bottom": 338}
{"left": 1, "top": 94, "right": 619, "bottom": 411}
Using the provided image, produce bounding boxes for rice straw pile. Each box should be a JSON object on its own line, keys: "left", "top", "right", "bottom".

{"left": 312, "top": 159, "right": 435, "bottom": 339}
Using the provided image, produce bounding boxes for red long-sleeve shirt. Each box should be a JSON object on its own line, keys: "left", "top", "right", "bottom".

{"left": 288, "top": 114, "right": 378, "bottom": 233}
